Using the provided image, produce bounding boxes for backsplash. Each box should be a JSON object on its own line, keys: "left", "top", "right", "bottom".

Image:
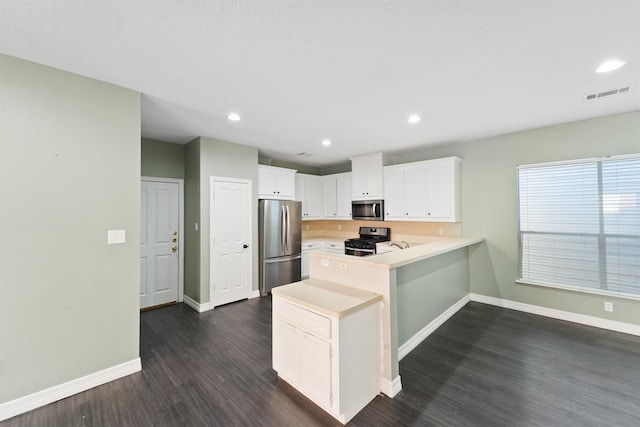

{"left": 302, "top": 220, "right": 461, "bottom": 242}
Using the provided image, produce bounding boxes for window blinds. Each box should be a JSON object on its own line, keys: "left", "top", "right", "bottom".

{"left": 517, "top": 155, "right": 640, "bottom": 297}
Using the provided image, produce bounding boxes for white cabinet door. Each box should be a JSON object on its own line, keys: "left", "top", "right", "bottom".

{"left": 351, "top": 154, "right": 383, "bottom": 200}
{"left": 404, "top": 165, "right": 427, "bottom": 218}
{"left": 296, "top": 174, "right": 322, "bottom": 219}
{"left": 425, "top": 160, "right": 452, "bottom": 220}
{"left": 335, "top": 173, "right": 352, "bottom": 218}
{"left": 322, "top": 177, "right": 338, "bottom": 218}
{"left": 383, "top": 167, "right": 405, "bottom": 219}
{"left": 258, "top": 166, "right": 278, "bottom": 196}
{"left": 273, "top": 318, "right": 300, "bottom": 385}
{"left": 322, "top": 173, "right": 352, "bottom": 219}
{"left": 301, "top": 332, "right": 332, "bottom": 408}
{"left": 259, "top": 165, "right": 296, "bottom": 199}
{"left": 276, "top": 171, "right": 295, "bottom": 199}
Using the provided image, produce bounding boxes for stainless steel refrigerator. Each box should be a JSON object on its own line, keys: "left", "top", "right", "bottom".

{"left": 259, "top": 199, "right": 302, "bottom": 296}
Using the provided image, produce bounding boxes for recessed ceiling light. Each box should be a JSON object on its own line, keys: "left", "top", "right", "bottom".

{"left": 408, "top": 114, "right": 421, "bottom": 124}
{"left": 227, "top": 112, "right": 241, "bottom": 121}
{"left": 322, "top": 139, "right": 332, "bottom": 146}
{"left": 596, "top": 59, "right": 626, "bottom": 73}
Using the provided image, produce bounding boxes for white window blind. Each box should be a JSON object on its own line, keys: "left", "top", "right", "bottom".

{"left": 517, "top": 154, "right": 640, "bottom": 298}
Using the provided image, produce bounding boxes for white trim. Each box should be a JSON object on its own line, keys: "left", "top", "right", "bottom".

{"left": 141, "top": 177, "right": 185, "bottom": 304}
{"left": 183, "top": 295, "right": 212, "bottom": 313}
{"left": 380, "top": 375, "right": 402, "bottom": 397}
{"left": 470, "top": 294, "right": 640, "bottom": 337}
{"left": 516, "top": 279, "right": 640, "bottom": 301}
{"left": 0, "top": 358, "right": 141, "bottom": 422}
{"left": 209, "top": 176, "right": 253, "bottom": 308}
{"left": 398, "top": 294, "right": 471, "bottom": 360}
{"left": 249, "top": 289, "right": 261, "bottom": 299}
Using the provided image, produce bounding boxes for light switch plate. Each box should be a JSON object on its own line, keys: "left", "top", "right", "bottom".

{"left": 107, "top": 229, "right": 126, "bottom": 244}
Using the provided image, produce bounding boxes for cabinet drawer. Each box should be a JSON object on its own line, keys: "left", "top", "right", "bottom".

{"left": 302, "top": 242, "right": 321, "bottom": 252}
{"left": 275, "top": 299, "right": 331, "bottom": 340}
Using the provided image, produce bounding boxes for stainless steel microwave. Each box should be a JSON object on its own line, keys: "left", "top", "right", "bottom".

{"left": 351, "top": 199, "right": 384, "bottom": 221}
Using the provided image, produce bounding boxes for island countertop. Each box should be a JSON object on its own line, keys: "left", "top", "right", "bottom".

{"left": 308, "top": 236, "right": 484, "bottom": 270}
{"left": 272, "top": 278, "right": 383, "bottom": 318}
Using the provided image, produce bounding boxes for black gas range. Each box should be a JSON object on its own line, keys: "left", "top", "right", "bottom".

{"left": 344, "top": 227, "right": 391, "bottom": 257}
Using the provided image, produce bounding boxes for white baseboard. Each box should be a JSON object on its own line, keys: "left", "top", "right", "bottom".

{"left": 398, "top": 294, "right": 471, "bottom": 360}
{"left": 249, "top": 290, "right": 261, "bottom": 299}
{"left": 470, "top": 294, "right": 640, "bottom": 336}
{"left": 183, "top": 295, "right": 212, "bottom": 313}
{"left": 0, "top": 358, "right": 141, "bottom": 422}
{"left": 380, "top": 375, "right": 402, "bottom": 397}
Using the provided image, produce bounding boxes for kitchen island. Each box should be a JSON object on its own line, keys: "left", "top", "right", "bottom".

{"left": 306, "top": 236, "right": 484, "bottom": 397}
{"left": 272, "top": 279, "right": 382, "bottom": 424}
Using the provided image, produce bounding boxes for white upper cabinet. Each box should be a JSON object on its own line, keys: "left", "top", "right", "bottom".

{"left": 425, "top": 157, "right": 461, "bottom": 221}
{"left": 383, "top": 157, "right": 461, "bottom": 222}
{"left": 295, "top": 173, "right": 322, "bottom": 219}
{"left": 384, "top": 164, "right": 426, "bottom": 220}
{"left": 322, "top": 172, "right": 352, "bottom": 219}
{"left": 351, "top": 153, "right": 388, "bottom": 200}
{"left": 258, "top": 165, "right": 296, "bottom": 200}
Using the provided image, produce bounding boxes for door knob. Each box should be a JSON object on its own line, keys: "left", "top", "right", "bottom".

{"left": 172, "top": 245, "right": 177, "bottom": 252}
{"left": 243, "top": 244, "right": 249, "bottom": 249}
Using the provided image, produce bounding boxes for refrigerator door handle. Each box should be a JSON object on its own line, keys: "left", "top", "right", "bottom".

{"left": 281, "top": 205, "right": 286, "bottom": 252}
{"left": 285, "top": 204, "right": 290, "bottom": 252}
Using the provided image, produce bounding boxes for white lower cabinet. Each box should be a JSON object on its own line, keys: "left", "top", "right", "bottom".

{"left": 322, "top": 241, "right": 344, "bottom": 255}
{"left": 301, "top": 241, "right": 321, "bottom": 279}
{"left": 272, "top": 294, "right": 380, "bottom": 424}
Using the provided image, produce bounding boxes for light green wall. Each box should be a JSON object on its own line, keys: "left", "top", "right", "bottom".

{"left": 393, "top": 111, "right": 640, "bottom": 325}
{"left": 184, "top": 138, "right": 201, "bottom": 300}
{"left": 0, "top": 55, "right": 141, "bottom": 403}
{"left": 396, "top": 247, "right": 470, "bottom": 344}
{"left": 185, "top": 137, "right": 259, "bottom": 303}
{"left": 141, "top": 138, "right": 185, "bottom": 179}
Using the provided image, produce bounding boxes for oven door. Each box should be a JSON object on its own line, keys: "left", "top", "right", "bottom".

{"left": 345, "top": 247, "right": 375, "bottom": 257}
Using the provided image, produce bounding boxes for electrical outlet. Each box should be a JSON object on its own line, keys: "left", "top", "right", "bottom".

{"left": 438, "top": 227, "right": 444, "bottom": 236}
{"left": 305, "top": 224, "right": 309, "bottom": 230}
{"left": 320, "top": 259, "right": 330, "bottom": 267}
{"left": 604, "top": 301, "right": 613, "bottom": 312}
{"left": 338, "top": 224, "right": 342, "bottom": 230}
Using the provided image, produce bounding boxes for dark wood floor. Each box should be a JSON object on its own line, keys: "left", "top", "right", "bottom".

{"left": 3, "top": 298, "right": 640, "bottom": 426}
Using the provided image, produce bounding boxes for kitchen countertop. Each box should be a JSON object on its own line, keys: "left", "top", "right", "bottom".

{"left": 272, "top": 278, "right": 383, "bottom": 318}
{"left": 308, "top": 236, "right": 485, "bottom": 270}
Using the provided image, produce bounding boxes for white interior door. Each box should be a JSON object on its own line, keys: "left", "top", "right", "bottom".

{"left": 140, "top": 180, "right": 181, "bottom": 309}
{"left": 210, "top": 177, "right": 252, "bottom": 307}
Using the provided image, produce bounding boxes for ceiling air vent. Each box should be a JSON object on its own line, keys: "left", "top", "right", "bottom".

{"left": 585, "top": 86, "right": 631, "bottom": 100}
{"left": 296, "top": 152, "right": 312, "bottom": 157}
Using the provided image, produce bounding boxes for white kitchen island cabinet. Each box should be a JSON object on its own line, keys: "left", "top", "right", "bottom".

{"left": 272, "top": 280, "right": 382, "bottom": 424}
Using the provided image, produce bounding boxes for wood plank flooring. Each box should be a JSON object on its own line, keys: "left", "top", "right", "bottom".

{"left": 3, "top": 299, "right": 639, "bottom": 426}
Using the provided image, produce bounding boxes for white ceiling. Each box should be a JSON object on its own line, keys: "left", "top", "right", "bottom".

{"left": 2, "top": 1, "right": 639, "bottom": 167}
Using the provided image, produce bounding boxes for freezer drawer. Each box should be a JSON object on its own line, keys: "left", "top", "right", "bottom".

{"left": 261, "top": 255, "right": 301, "bottom": 296}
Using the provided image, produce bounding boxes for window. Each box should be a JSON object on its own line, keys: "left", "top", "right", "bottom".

{"left": 517, "top": 154, "right": 640, "bottom": 298}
